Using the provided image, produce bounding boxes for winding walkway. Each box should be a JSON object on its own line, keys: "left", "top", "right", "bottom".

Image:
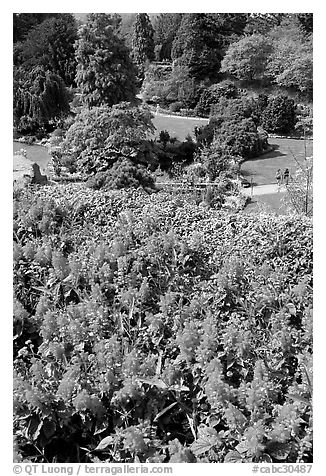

{"left": 241, "top": 183, "right": 287, "bottom": 196}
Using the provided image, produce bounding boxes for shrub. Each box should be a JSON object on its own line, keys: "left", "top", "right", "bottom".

{"left": 261, "top": 95, "right": 296, "bottom": 134}
{"left": 169, "top": 101, "right": 183, "bottom": 113}
{"left": 86, "top": 159, "right": 156, "bottom": 191}
{"left": 59, "top": 103, "right": 157, "bottom": 177}
{"left": 155, "top": 137, "right": 197, "bottom": 172}
{"left": 195, "top": 98, "right": 264, "bottom": 160}
{"left": 194, "top": 81, "right": 238, "bottom": 117}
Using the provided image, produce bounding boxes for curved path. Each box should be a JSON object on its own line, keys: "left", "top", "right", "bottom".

{"left": 241, "top": 183, "right": 287, "bottom": 196}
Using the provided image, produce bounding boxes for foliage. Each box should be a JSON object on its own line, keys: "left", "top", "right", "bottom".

{"left": 221, "top": 34, "right": 273, "bottom": 82}
{"left": 153, "top": 14, "right": 183, "bottom": 61}
{"left": 155, "top": 136, "right": 197, "bottom": 171}
{"left": 195, "top": 143, "right": 239, "bottom": 182}
{"left": 266, "top": 18, "right": 313, "bottom": 98}
{"left": 13, "top": 183, "right": 312, "bottom": 463}
{"left": 141, "top": 63, "right": 200, "bottom": 108}
{"left": 194, "top": 81, "right": 238, "bottom": 117}
{"left": 13, "top": 66, "right": 71, "bottom": 135}
{"left": 13, "top": 13, "right": 62, "bottom": 43}
{"left": 171, "top": 14, "right": 248, "bottom": 81}
{"left": 75, "top": 14, "right": 137, "bottom": 107}
{"left": 283, "top": 157, "right": 313, "bottom": 217}
{"left": 58, "top": 103, "right": 157, "bottom": 176}
{"left": 86, "top": 159, "right": 156, "bottom": 191}
{"left": 131, "top": 14, "right": 155, "bottom": 66}
{"left": 195, "top": 98, "right": 265, "bottom": 159}
{"left": 13, "top": 14, "right": 77, "bottom": 86}
{"left": 244, "top": 13, "right": 288, "bottom": 35}
{"left": 261, "top": 95, "right": 296, "bottom": 134}
{"left": 222, "top": 16, "right": 312, "bottom": 100}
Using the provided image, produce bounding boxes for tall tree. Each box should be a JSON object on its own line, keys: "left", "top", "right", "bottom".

{"left": 221, "top": 34, "right": 273, "bottom": 82}
{"left": 14, "top": 66, "right": 70, "bottom": 134}
{"left": 13, "top": 13, "right": 61, "bottom": 42}
{"left": 244, "top": 13, "right": 288, "bottom": 34}
{"left": 171, "top": 13, "right": 248, "bottom": 81}
{"left": 131, "top": 14, "right": 155, "bottom": 65}
{"left": 75, "top": 14, "right": 137, "bottom": 108}
{"left": 14, "top": 14, "right": 78, "bottom": 86}
{"left": 153, "top": 13, "right": 183, "bottom": 60}
{"left": 266, "top": 17, "right": 313, "bottom": 98}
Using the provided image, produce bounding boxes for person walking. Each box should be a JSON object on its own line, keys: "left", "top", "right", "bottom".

{"left": 276, "top": 169, "right": 282, "bottom": 186}
{"left": 283, "top": 168, "right": 290, "bottom": 186}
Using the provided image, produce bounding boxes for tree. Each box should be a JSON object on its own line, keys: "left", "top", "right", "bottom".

{"left": 261, "top": 95, "right": 296, "bottom": 134}
{"left": 131, "top": 14, "right": 155, "bottom": 66}
{"left": 153, "top": 13, "right": 183, "bottom": 60}
{"left": 60, "top": 102, "right": 157, "bottom": 175}
{"left": 171, "top": 13, "right": 248, "bottom": 81}
{"left": 14, "top": 14, "right": 78, "bottom": 86}
{"left": 266, "top": 18, "right": 313, "bottom": 98}
{"left": 196, "top": 97, "right": 264, "bottom": 159}
{"left": 194, "top": 81, "right": 238, "bottom": 117}
{"left": 222, "top": 17, "right": 313, "bottom": 99}
{"left": 244, "top": 13, "right": 288, "bottom": 34}
{"left": 75, "top": 14, "right": 137, "bottom": 108}
{"left": 13, "top": 66, "right": 70, "bottom": 134}
{"left": 221, "top": 34, "right": 273, "bottom": 82}
{"left": 13, "top": 13, "right": 61, "bottom": 42}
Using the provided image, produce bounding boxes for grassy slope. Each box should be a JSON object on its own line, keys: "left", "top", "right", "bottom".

{"left": 152, "top": 114, "right": 209, "bottom": 141}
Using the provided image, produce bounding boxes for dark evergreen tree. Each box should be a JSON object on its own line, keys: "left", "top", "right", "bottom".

{"left": 13, "top": 66, "right": 70, "bottom": 134}
{"left": 261, "top": 95, "right": 297, "bottom": 134}
{"left": 153, "top": 13, "right": 183, "bottom": 60}
{"left": 171, "top": 13, "right": 248, "bottom": 81}
{"left": 131, "top": 14, "right": 155, "bottom": 65}
{"left": 13, "top": 14, "right": 78, "bottom": 86}
{"left": 13, "top": 13, "right": 61, "bottom": 42}
{"left": 75, "top": 14, "right": 137, "bottom": 108}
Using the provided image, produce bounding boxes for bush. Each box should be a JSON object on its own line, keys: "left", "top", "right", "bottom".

{"left": 194, "top": 81, "right": 238, "bottom": 117}
{"left": 169, "top": 101, "right": 183, "bottom": 113}
{"left": 261, "top": 95, "right": 297, "bottom": 134}
{"left": 195, "top": 98, "right": 264, "bottom": 160}
{"left": 155, "top": 137, "right": 197, "bottom": 172}
{"left": 58, "top": 103, "right": 157, "bottom": 176}
{"left": 86, "top": 159, "right": 156, "bottom": 191}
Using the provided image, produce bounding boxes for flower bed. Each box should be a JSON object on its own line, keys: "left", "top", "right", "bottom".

{"left": 13, "top": 184, "right": 312, "bottom": 463}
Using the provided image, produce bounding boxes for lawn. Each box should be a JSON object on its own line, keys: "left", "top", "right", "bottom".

{"left": 243, "top": 192, "right": 289, "bottom": 215}
{"left": 152, "top": 114, "right": 208, "bottom": 141}
{"left": 240, "top": 137, "right": 313, "bottom": 186}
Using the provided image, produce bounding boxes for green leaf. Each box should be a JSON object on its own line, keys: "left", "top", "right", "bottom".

{"left": 94, "top": 435, "right": 115, "bottom": 451}
{"left": 235, "top": 440, "right": 250, "bottom": 454}
{"left": 267, "top": 442, "right": 292, "bottom": 461}
{"left": 224, "top": 450, "right": 243, "bottom": 463}
{"left": 42, "top": 419, "right": 56, "bottom": 439}
{"left": 190, "top": 437, "right": 215, "bottom": 456}
{"left": 138, "top": 377, "right": 168, "bottom": 389}
{"left": 154, "top": 402, "right": 178, "bottom": 422}
{"left": 286, "top": 393, "right": 311, "bottom": 406}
